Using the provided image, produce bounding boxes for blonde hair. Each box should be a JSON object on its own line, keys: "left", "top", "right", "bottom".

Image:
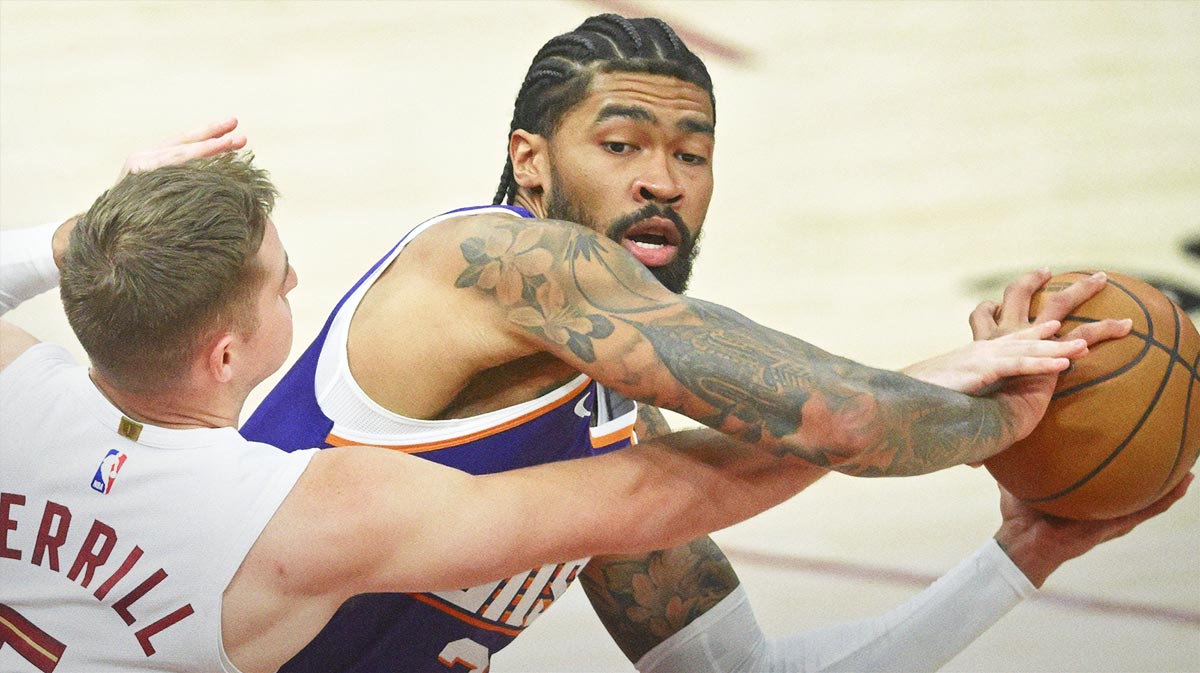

{"left": 61, "top": 152, "right": 278, "bottom": 393}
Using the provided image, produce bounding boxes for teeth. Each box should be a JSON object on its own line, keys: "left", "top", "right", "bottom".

{"left": 633, "top": 240, "right": 665, "bottom": 250}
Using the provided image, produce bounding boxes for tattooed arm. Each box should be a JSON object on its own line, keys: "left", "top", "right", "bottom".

{"left": 437, "top": 214, "right": 1086, "bottom": 475}
{"left": 583, "top": 536, "right": 744, "bottom": 663}
{"left": 582, "top": 405, "right": 783, "bottom": 662}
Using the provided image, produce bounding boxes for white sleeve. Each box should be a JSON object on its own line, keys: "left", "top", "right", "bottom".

{"left": 0, "top": 221, "right": 62, "bottom": 316}
{"left": 635, "top": 539, "right": 1036, "bottom": 673}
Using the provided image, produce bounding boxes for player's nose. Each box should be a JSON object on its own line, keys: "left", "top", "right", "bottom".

{"left": 632, "top": 152, "right": 683, "bottom": 205}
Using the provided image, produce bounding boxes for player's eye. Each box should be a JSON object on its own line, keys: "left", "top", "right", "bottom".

{"left": 677, "top": 152, "right": 707, "bottom": 165}
{"left": 603, "top": 141, "right": 635, "bottom": 154}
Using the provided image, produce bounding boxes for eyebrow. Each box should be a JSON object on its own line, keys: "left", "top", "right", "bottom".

{"left": 678, "top": 117, "right": 715, "bottom": 136}
{"left": 596, "top": 104, "right": 654, "bottom": 125}
{"left": 595, "top": 104, "right": 714, "bottom": 137}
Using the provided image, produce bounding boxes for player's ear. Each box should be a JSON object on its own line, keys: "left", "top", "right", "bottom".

{"left": 510, "top": 130, "right": 549, "bottom": 192}
{"left": 204, "top": 331, "right": 237, "bottom": 384}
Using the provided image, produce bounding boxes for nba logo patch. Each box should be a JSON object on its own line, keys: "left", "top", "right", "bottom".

{"left": 91, "top": 449, "right": 127, "bottom": 494}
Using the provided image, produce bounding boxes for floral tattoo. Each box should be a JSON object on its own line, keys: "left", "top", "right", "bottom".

{"left": 456, "top": 224, "right": 620, "bottom": 362}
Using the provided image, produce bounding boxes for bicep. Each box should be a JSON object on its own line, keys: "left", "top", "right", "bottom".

{"left": 256, "top": 446, "right": 633, "bottom": 599}
{"left": 439, "top": 215, "right": 728, "bottom": 424}
{"left": 255, "top": 448, "right": 505, "bottom": 597}
{"left": 227, "top": 449, "right": 557, "bottom": 666}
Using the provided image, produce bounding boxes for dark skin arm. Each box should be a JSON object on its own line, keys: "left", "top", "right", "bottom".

{"left": 581, "top": 535, "right": 740, "bottom": 663}
{"left": 436, "top": 214, "right": 1082, "bottom": 476}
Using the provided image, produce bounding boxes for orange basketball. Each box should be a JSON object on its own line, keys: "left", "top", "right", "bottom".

{"left": 984, "top": 271, "right": 1200, "bottom": 520}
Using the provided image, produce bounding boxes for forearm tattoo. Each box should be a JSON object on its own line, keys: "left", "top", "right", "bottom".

{"left": 455, "top": 218, "right": 1012, "bottom": 475}
{"left": 580, "top": 537, "right": 740, "bottom": 663}
{"left": 631, "top": 299, "right": 1011, "bottom": 475}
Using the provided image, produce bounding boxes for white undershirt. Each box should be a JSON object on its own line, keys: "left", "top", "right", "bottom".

{"left": 637, "top": 539, "right": 1035, "bottom": 673}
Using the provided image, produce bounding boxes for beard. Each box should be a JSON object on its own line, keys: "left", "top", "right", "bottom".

{"left": 544, "top": 173, "right": 701, "bottom": 294}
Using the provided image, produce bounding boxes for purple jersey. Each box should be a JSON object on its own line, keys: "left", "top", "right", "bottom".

{"left": 241, "top": 205, "right": 637, "bottom": 672}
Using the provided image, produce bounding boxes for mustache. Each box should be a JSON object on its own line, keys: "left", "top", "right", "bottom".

{"left": 606, "top": 204, "right": 692, "bottom": 248}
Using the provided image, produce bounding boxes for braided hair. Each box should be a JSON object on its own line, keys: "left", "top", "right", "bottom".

{"left": 492, "top": 14, "right": 715, "bottom": 205}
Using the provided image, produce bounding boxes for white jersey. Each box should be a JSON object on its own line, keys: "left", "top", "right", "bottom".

{"left": 0, "top": 343, "right": 315, "bottom": 673}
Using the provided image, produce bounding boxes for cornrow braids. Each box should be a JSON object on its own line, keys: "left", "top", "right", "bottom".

{"left": 492, "top": 13, "right": 715, "bottom": 205}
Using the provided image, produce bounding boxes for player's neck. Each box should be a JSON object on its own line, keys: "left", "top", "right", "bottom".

{"left": 512, "top": 191, "right": 547, "bottom": 219}
{"left": 88, "top": 369, "right": 242, "bottom": 430}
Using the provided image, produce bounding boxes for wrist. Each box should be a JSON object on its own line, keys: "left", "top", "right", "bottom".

{"left": 967, "top": 396, "right": 1013, "bottom": 463}
{"left": 994, "top": 524, "right": 1058, "bottom": 588}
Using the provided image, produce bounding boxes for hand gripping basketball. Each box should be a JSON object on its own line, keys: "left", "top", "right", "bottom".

{"left": 982, "top": 270, "right": 1200, "bottom": 519}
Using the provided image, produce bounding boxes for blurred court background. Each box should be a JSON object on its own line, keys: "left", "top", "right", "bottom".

{"left": 2, "top": 1, "right": 1197, "bottom": 670}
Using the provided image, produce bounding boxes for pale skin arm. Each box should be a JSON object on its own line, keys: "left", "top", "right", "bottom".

{"left": 221, "top": 428, "right": 829, "bottom": 673}
{"left": 0, "top": 118, "right": 247, "bottom": 371}
{"left": 397, "top": 214, "right": 1093, "bottom": 476}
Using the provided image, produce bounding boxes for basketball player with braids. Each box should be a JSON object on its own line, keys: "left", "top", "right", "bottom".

{"left": 242, "top": 14, "right": 1186, "bottom": 672}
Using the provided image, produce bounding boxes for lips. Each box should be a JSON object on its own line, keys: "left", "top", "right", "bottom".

{"left": 620, "top": 217, "right": 682, "bottom": 267}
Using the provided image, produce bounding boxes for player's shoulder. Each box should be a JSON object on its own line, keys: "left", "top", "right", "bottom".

{"left": 0, "top": 319, "right": 43, "bottom": 371}
{"left": 0, "top": 324, "right": 74, "bottom": 382}
{"left": 397, "top": 205, "right": 567, "bottom": 277}
{"left": 422, "top": 203, "right": 610, "bottom": 244}
{"left": 418, "top": 204, "right": 540, "bottom": 239}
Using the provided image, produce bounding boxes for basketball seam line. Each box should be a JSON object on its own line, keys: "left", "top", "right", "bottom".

{"left": 1052, "top": 274, "right": 1156, "bottom": 399}
{"left": 1052, "top": 276, "right": 1197, "bottom": 399}
{"left": 1030, "top": 277, "right": 1185, "bottom": 504}
{"left": 1159, "top": 321, "right": 1199, "bottom": 496}
{"left": 1027, "top": 342, "right": 1176, "bottom": 503}
{"left": 1106, "top": 276, "right": 1198, "bottom": 377}
{"left": 1053, "top": 321, "right": 1198, "bottom": 382}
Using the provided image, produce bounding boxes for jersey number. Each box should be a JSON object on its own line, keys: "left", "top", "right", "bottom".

{"left": 0, "top": 604, "right": 65, "bottom": 672}
{"left": 439, "top": 638, "right": 489, "bottom": 671}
